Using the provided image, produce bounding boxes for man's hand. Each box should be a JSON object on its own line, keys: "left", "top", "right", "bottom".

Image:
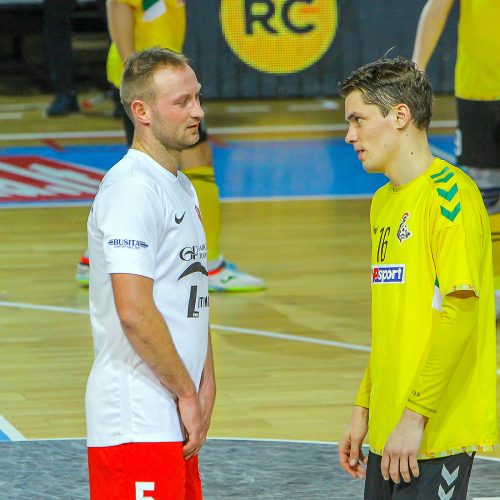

{"left": 381, "top": 408, "right": 426, "bottom": 484}
{"left": 338, "top": 406, "right": 369, "bottom": 479}
{"left": 178, "top": 393, "right": 204, "bottom": 460}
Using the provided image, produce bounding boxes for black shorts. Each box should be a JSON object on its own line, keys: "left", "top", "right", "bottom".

{"left": 364, "top": 451, "right": 474, "bottom": 499}
{"left": 455, "top": 98, "right": 500, "bottom": 169}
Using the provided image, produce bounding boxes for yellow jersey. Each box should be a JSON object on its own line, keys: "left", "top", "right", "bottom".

{"left": 362, "top": 158, "right": 498, "bottom": 458}
{"left": 456, "top": 0, "right": 500, "bottom": 100}
{"left": 107, "top": 0, "right": 186, "bottom": 88}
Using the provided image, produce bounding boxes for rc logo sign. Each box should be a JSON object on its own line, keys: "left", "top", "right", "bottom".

{"left": 220, "top": 0, "right": 337, "bottom": 74}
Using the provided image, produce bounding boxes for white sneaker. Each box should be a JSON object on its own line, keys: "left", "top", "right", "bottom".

{"left": 75, "top": 251, "right": 89, "bottom": 286}
{"left": 208, "top": 261, "right": 265, "bottom": 292}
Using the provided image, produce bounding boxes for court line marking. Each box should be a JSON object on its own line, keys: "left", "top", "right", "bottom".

{"left": 0, "top": 300, "right": 370, "bottom": 352}
{"left": 4, "top": 433, "right": 500, "bottom": 464}
{"left": 1, "top": 300, "right": 499, "bottom": 378}
{"left": 0, "top": 120, "right": 456, "bottom": 142}
{"left": 0, "top": 415, "right": 26, "bottom": 441}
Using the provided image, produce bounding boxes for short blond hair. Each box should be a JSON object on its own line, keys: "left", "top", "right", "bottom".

{"left": 120, "top": 47, "right": 188, "bottom": 121}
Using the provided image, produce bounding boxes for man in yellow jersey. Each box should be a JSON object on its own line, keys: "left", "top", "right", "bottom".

{"left": 412, "top": 0, "right": 500, "bottom": 315}
{"left": 76, "top": 0, "right": 265, "bottom": 292}
{"left": 337, "top": 57, "right": 498, "bottom": 499}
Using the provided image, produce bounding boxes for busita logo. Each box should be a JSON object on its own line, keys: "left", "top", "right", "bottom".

{"left": 220, "top": 0, "right": 337, "bottom": 74}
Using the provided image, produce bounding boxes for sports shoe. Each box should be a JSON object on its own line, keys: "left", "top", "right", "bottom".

{"left": 47, "top": 91, "right": 80, "bottom": 116}
{"left": 76, "top": 252, "right": 89, "bottom": 286}
{"left": 208, "top": 260, "right": 265, "bottom": 292}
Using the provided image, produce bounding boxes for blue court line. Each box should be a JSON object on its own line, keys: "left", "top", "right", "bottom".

{"left": 0, "top": 136, "right": 455, "bottom": 207}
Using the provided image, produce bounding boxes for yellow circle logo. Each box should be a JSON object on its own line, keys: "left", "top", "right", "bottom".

{"left": 221, "top": 0, "right": 337, "bottom": 74}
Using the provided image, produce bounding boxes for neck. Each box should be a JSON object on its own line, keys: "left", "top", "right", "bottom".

{"left": 385, "top": 132, "right": 435, "bottom": 187}
{"left": 131, "top": 135, "right": 181, "bottom": 176}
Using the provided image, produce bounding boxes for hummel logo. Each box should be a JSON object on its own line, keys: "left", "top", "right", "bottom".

{"left": 175, "top": 212, "right": 186, "bottom": 224}
{"left": 221, "top": 276, "right": 235, "bottom": 285}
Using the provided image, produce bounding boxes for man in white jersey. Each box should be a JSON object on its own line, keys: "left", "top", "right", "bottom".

{"left": 85, "top": 47, "right": 215, "bottom": 500}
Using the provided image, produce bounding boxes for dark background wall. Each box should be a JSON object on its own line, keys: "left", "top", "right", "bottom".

{"left": 0, "top": 0, "right": 459, "bottom": 99}
{"left": 184, "top": 0, "right": 459, "bottom": 99}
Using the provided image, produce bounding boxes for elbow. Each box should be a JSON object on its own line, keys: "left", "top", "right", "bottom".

{"left": 117, "top": 306, "right": 144, "bottom": 337}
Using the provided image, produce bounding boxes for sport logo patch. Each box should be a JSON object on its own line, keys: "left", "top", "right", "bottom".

{"left": 372, "top": 264, "right": 405, "bottom": 284}
{"left": 108, "top": 239, "right": 149, "bottom": 249}
{"left": 397, "top": 212, "right": 412, "bottom": 243}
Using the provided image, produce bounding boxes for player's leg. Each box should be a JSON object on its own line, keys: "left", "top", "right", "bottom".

{"left": 364, "top": 451, "right": 474, "bottom": 499}
{"left": 456, "top": 98, "right": 500, "bottom": 316}
{"left": 392, "top": 452, "right": 474, "bottom": 499}
{"left": 364, "top": 452, "right": 393, "bottom": 499}
{"left": 88, "top": 442, "right": 200, "bottom": 500}
{"left": 43, "top": 0, "right": 79, "bottom": 116}
{"left": 181, "top": 121, "right": 265, "bottom": 292}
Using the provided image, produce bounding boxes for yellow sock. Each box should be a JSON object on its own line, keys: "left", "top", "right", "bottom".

{"left": 489, "top": 213, "right": 500, "bottom": 290}
{"left": 184, "top": 166, "right": 221, "bottom": 262}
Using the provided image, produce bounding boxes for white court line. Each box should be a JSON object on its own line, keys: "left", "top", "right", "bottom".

{"left": 287, "top": 101, "right": 339, "bottom": 111}
{"left": 0, "top": 415, "right": 26, "bottom": 441}
{"left": 0, "top": 120, "right": 457, "bottom": 142}
{"left": 5, "top": 433, "right": 500, "bottom": 464}
{"left": 0, "top": 112, "right": 22, "bottom": 120}
{"left": 0, "top": 300, "right": 499, "bottom": 376}
{"left": 0, "top": 300, "right": 370, "bottom": 352}
{"left": 0, "top": 301, "right": 89, "bottom": 315}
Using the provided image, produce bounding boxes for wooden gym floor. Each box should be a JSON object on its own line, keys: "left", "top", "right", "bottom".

{"left": 0, "top": 92, "right": 498, "bottom": 463}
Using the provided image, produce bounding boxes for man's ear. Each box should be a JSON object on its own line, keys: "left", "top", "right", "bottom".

{"left": 130, "top": 99, "right": 150, "bottom": 126}
{"left": 394, "top": 103, "right": 412, "bottom": 129}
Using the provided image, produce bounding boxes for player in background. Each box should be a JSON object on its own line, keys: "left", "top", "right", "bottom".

{"left": 412, "top": 0, "right": 500, "bottom": 315}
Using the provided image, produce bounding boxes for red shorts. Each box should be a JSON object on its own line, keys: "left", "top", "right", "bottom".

{"left": 87, "top": 442, "right": 202, "bottom": 500}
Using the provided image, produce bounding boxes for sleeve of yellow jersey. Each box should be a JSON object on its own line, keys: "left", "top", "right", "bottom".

{"left": 406, "top": 187, "right": 484, "bottom": 417}
{"left": 406, "top": 294, "right": 478, "bottom": 417}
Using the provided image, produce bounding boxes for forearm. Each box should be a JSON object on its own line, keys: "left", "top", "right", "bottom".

{"left": 111, "top": 274, "right": 196, "bottom": 398}
{"left": 107, "top": 0, "right": 135, "bottom": 61}
{"left": 354, "top": 364, "right": 371, "bottom": 409}
{"left": 199, "top": 330, "right": 216, "bottom": 423}
{"left": 412, "top": 0, "right": 455, "bottom": 70}
{"left": 407, "top": 293, "right": 477, "bottom": 417}
{"left": 122, "top": 306, "right": 197, "bottom": 397}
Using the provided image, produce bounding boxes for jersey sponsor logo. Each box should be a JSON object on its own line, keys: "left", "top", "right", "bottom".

{"left": 371, "top": 264, "right": 405, "bottom": 284}
{"left": 175, "top": 212, "right": 186, "bottom": 224}
{"left": 177, "top": 262, "right": 208, "bottom": 280}
{"left": 179, "top": 244, "right": 207, "bottom": 261}
{"left": 107, "top": 239, "right": 149, "bottom": 249}
{"left": 177, "top": 263, "right": 209, "bottom": 318}
{"left": 397, "top": 211, "right": 412, "bottom": 243}
{"left": 220, "top": 0, "right": 337, "bottom": 74}
{"left": 0, "top": 155, "right": 103, "bottom": 206}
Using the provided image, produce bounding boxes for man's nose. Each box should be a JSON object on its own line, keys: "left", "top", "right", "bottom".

{"left": 193, "top": 100, "right": 205, "bottom": 121}
{"left": 345, "top": 125, "right": 357, "bottom": 144}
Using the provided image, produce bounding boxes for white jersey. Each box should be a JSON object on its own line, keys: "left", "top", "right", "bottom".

{"left": 85, "top": 149, "right": 209, "bottom": 447}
